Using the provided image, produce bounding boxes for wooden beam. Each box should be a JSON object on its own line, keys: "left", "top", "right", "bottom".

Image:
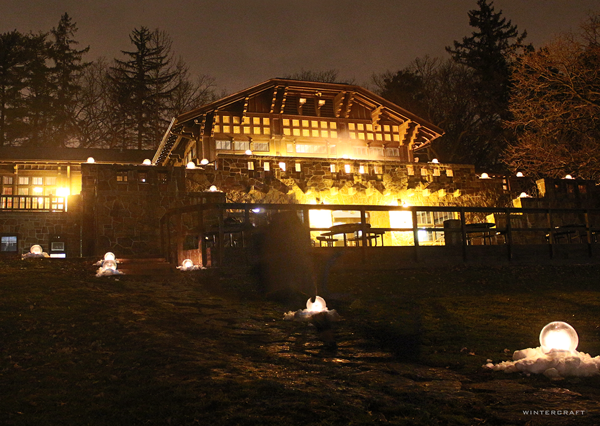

{"left": 333, "top": 91, "right": 345, "bottom": 118}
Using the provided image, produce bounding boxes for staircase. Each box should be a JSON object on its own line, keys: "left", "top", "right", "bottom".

{"left": 115, "top": 257, "right": 176, "bottom": 276}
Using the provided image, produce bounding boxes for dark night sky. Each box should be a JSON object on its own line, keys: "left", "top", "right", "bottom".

{"left": 1, "top": 1, "right": 597, "bottom": 93}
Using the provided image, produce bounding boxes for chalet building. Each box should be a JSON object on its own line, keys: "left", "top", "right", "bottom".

{"left": 155, "top": 78, "right": 443, "bottom": 169}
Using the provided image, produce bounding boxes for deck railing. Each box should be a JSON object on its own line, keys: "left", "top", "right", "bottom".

{"left": 0, "top": 195, "right": 67, "bottom": 212}
{"left": 160, "top": 202, "right": 600, "bottom": 267}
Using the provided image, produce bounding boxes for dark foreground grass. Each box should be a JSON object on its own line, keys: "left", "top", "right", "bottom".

{"left": 1, "top": 258, "right": 600, "bottom": 425}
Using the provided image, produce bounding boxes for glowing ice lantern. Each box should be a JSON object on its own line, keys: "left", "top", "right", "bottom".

{"left": 182, "top": 259, "right": 194, "bottom": 269}
{"left": 142, "top": 159, "right": 152, "bottom": 165}
{"left": 306, "top": 296, "right": 327, "bottom": 313}
{"left": 86, "top": 157, "right": 95, "bottom": 163}
{"left": 540, "top": 321, "right": 579, "bottom": 354}
{"left": 245, "top": 150, "right": 252, "bottom": 155}
{"left": 30, "top": 244, "right": 43, "bottom": 255}
{"left": 200, "top": 158, "right": 209, "bottom": 165}
{"left": 104, "top": 252, "right": 115, "bottom": 261}
{"left": 186, "top": 161, "right": 196, "bottom": 169}
{"left": 209, "top": 185, "right": 218, "bottom": 192}
{"left": 480, "top": 172, "right": 490, "bottom": 179}
{"left": 564, "top": 174, "right": 574, "bottom": 179}
{"left": 103, "top": 259, "right": 117, "bottom": 271}
{"left": 516, "top": 172, "right": 524, "bottom": 177}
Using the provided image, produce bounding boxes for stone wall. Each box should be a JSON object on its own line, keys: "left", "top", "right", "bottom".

{"left": 0, "top": 205, "right": 81, "bottom": 257}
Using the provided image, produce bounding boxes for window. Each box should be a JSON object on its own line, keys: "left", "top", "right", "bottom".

{"left": 216, "top": 140, "right": 232, "bottom": 150}
{"left": 0, "top": 235, "right": 17, "bottom": 253}
{"left": 117, "top": 171, "right": 128, "bottom": 182}
{"left": 138, "top": 171, "right": 148, "bottom": 183}
{"left": 2, "top": 176, "right": 13, "bottom": 185}
{"left": 385, "top": 148, "right": 400, "bottom": 157}
{"left": 295, "top": 163, "right": 302, "bottom": 172}
{"left": 45, "top": 177, "right": 56, "bottom": 186}
{"left": 18, "top": 188, "right": 29, "bottom": 195}
{"left": 252, "top": 142, "right": 269, "bottom": 152}
{"left": 446, "top": 169, "right": 453, "bottom": 177}
{"left": 18, "top": 177, "right": 29, "bottom": 185}
{"left": 2, "top": 187, "right": 13, "bottom": 195}
{"left": 233, "top": 141, "right": 250, "bottom": 151}
{"left": 247, "top": 161, "right": 254, "bottom": 171}
{"left": 263, "top": 162, "right": 270, "bottom": 172}
{"left": 32, "top": 177, "right": 43, "bottom": 185}
{"left": 369, "top": 147, "right": 384, "bottom": 157}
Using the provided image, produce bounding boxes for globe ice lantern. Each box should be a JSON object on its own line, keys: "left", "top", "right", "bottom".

{"left": 306, "top": 296, "right": 327, "bottom": 313}
{"left": 104, "top": 252, "right": 115, "bottom": 261}
{"left": 182, "top": 259, "right": 194, "bottom": 269}
{"left": 103, "top": 259, "right": 117, "bottom": 271}
{"left": 30, "top": 244, "right": 43, "bottom": 255}
{"left": 540, "top": 321, "right": 579, "bottom": 354}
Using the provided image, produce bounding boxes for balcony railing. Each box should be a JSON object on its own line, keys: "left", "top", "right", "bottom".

{"left": 0, "top": 195, "right": 67, "bottom": 212}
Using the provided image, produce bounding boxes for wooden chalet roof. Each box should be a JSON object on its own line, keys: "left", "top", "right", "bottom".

{"left": 153, "top": 78, "right": 444, "bottom": 165}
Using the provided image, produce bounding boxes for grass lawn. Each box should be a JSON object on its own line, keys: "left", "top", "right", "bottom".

{"left": 2, "top": 257, "right": 600, "bottom": 425}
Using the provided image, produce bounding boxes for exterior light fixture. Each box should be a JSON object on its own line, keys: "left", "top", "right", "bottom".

{"left": 540, "top": 321, "right": 579, "bottom": 354}
{"left": 564, "top": 174, "right": 574, "bottom": 179}
{"left": 516, "top": 172, "right": 524, "bottom": 177}
{"left": 142, "top": 159, "right": 152, "bottom": 165}
{"left": 30, "top": 245, "right": 43, "bottom": 255}
{"left": 431, "top": 158, "right": 439, "bottom": 163}
{"left": 245, "top": 149, "right": 252, "bottom": 155}
{"left": 519, "top": 192, "right": 529, "bottom": 198}
{"left": 209, "top": 185, "right": 218, "bottom": 192}
{"left": 200, "top": 158, "right": 209, "bottom": 165}
{"left": 480, "top": 173, "right": 490, "bottom": 179}
{"left": 182, "top": 259, "right": 194, "bottom": 269}
{"left": 33, "top": 187, "right": 43, "bottom": 194}
{"left": 86, "top": 157, "right": 95, "bottom": 163}
{"left": 56, "top": 187, "right": 70, "bottom": 197}
{"left": 186, "top": 161, "right": 196, "bottom": 169}
{"left": 279, "top": 162, "right": 286, "bottom": 172}
{"left": 299, "top": 98, "right": 307, "bottom": 105}
{"left": 318, "top": 99, "right": 326, "bottom": 107}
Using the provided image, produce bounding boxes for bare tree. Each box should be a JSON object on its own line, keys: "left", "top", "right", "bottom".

{"left": 505, "top": 12, "right": 600, "bottom": 180}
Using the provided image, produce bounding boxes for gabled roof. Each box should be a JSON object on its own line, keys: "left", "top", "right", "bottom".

{"left": 154, "top": 78, "right": 444, "bottom": 164}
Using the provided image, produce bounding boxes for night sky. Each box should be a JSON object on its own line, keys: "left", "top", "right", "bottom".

{"left": 1, "top": 0, "right": 597, "bottom": 93}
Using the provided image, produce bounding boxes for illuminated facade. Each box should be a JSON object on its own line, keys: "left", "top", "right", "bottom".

{"left": 154, "top": 78, "right": 444, "bottom": 167}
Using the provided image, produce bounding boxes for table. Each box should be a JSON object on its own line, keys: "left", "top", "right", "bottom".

{"left": 465, "top": 223, "right": 497, "bottom": 245}
{"left": 318, "top": 223, "right": 386, "bottom": 247}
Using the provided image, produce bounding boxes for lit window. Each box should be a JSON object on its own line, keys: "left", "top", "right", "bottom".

{"left": 248, "top": 161, "right": 254, "bottom": 171}
{"left": 45, "top": 177, "right": 56, "bottom": 186}
{"left": 330, "top": 164, "right": 336, "bottom": 173}
{"left": 18, "top": 188, "right": 29, "bottom": 195}
{"left": 279, "top": 162, "right": 286, "bottom": 172}
{"left": 233, "top": 116, "right": 240, "bottom": 124}
{"left": 2, "top": 188, "right": 13, "bottom": 195}
{"left": 295, "top": 163, "right": 302, "bottom": 172}
{"left": 117, "top": 171, "right": 128, "bottom": 182}
{"left": 2, "top": 176, "right": 13, "bottom": 185}
{"left": 32, "top": 177, "right": 43, "bottom": 185}
{"left": 263, "top": 118, "right": 270, "bottom": 125}
{"left": 283, "top": 119, "right": 290, "bottom": 126}
{"left": 446, "top": 169, "right": 453, "bottom": 177}
{"left": 287, "top": 144, "right": 294, "bottom": 153}
{"left": 344, "top": 164, "right": 351, "bottom": 174}
{"left": 222, "top": 115, "right": 230, "bottom": 124}
{"left": 18, "top": 177, "right": 29, "bottom": 185}
{"left": 253, "top": 117, "right": 261, "bottom": 125}
{"left": 233, "top": 126, "right": 240, "bottom": 134}
{"left": 263, "top": 162, "right": 270, "bottom": 172}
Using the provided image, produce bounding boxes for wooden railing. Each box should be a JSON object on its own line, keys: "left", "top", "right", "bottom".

{"left": 0, "top": 195, "right": 67, "bottom": 212}
{"left": 160, "top": 202, "right": 600, "bottom": 266}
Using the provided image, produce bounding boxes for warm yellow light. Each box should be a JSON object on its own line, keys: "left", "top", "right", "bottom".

{"left": 56, "top": 187, "right": 70, "bottom": 197}
{"left": 279, "top": 162, "right": 286, "bottom": 172}
{"left": 564, "top": 174, "right": 573, "bottom": 179}
{"left": 182, "top": 259, "right": 194, "bottom": 269}
{"left": 200, "top": 158, "right": 209, "bottom": 165}
{"left": 309, "top": 209, "right": 333, "bottom": 229}
{"left": 344, "top": 164, "right": 351, "bottom": 174}
{"left": 389, "top": 200, "right": 413, "bottom": 229}
{"left": 306, "top": 296, "right": 327, "bottom": 312}
{"left": 245, "top": 150, "right": 252, "bottom": 155}
{"left": 186, "top": 161, "right": 196, "bottom": 169}
{"left": 142, "top": 159, "right": 152, "bottom": 165}
{"left": 330, "top": 164, "right": 336, "bottom": 173}
{"left": 516, "top": 172, "right": 524, "bottom": 177}
{"left": 480, "top": 173, "right": 490, "bottom": 179}
{"left": 33, "top": 187, "right": 43, "bottom": 194}
{"left": 519, "top": 192, "right": 529, "bottom": 198}
{"left": 86, "top": 157, "right": 95, "bottom": 163}
{"left": 431, "top": 158, "right": 439, "bottom": 163}
{"left": 359, "top": 165, "right": 365, "bottom": 174}
{"left": 209, "top": 185, "right": 218, "bottom": 192}
{"left": 540, "top": 321, "right": 578, "bottom": 354}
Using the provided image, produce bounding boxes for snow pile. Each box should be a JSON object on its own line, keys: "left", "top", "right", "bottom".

{"left": 95, "top": 267, "right": 123, "bottom": 277}
{"left": 485, "top": 348, "right": 600, "bottom": 378}
{"left": 22, "top": 252, "right": 49, "bottom": 259}
{"left": 284, "top": 296, "right": 340, "bottom": 322}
